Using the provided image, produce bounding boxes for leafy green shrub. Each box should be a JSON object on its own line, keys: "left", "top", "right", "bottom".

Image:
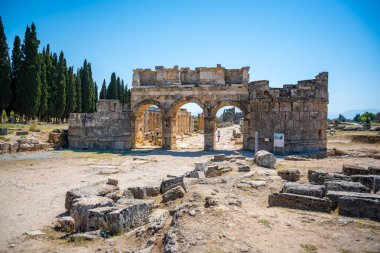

{"left": 29, "top": 124, "right": 37, "bottom": 131}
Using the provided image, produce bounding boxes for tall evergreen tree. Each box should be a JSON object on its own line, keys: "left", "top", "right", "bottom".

{"left": 11, "top": 36, "right": 21, "bottom": 114}
{"left": 116, "top": 76, "right": 122, "bottom": 101}
{"left": 47, "top": 51, "right": 58, "bottom": 120}
{"left": 80, "top": 60, "right": 92, "bottom": 112}
{"left": 65, "top": 66, "right": 76, "bottom": 117}
{"left": 88, "top": 63, "right": 95, "bottom": 112}
{"left": 99, "top": 79, "right": 107, "bottom": 99}
{"left": 38, "top": 50, "right": 48, "bottom": 120}
{"left": 0, "top": 16, "right": 11, "bottom": 115}
{"left": 75, "top": 69, "right": 82, "bottom": 112}
{"left": 107, "top": 72, "right": 118, "bottom": 99}
{"left": 124, "top": 82, "right": 131, "bottom": 105}
{"left": 121, "top": 80, "right": 125, "bottom": 105}
{"left": 19, "top": 23, "right": 41, "bottom": 119}
{"left": 55, "top": 51, "right": 66, "bottom": 120}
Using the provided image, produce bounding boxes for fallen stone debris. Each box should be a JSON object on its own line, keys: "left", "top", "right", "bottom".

{"left": 269, "top": 163, "right": 380, "bottom": 221}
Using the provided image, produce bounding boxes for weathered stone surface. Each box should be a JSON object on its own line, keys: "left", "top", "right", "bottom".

{"left": 324, "top": 180, "right": 370, "bottom": 193}
{"left": 0, "top": 143, "right": 10, "bottom": 152}
{"left": 308, "top": 170, "right": 351, "bottom": 185}
{"left": 205, "top": 196, "right": 219, "bottom": 208}
{"left": 185, "top": 171, "right": 205, "bottom": 179}
{"left": 86, "top": 206, "right": 118, "bottom": 231}
{"left": 213, "top": 154, "right": 226, "bottom": 162}
{"left": 128, "top": 187, "right": 146, "bottom": 199}
{"left": 69, "top": 230, "right": 102, "bottom": 241}
{"left": 195, "top": 162, "right": 208, "bottom": 171}
{"left": 268, "top": 193, "right": 332, "bottom": 212}
{"left": 338, "top": 196, "right": 380, "bottom": 221}
{"left": 107, "top": 178, "right": 118, "bottom": 186}
{"left": 248, "top": 180, "right": 266, "bottom": 188}
{"left": 65, "top": 181, "right": 119, "bottom": 210}
{"left": 123, "top": 189, "right": 135, "bottom": 199}
{"left": 162, "top": 186, "right": 185, "bottom": 203}
{"left": 342, "top": 164, "right": 368, "bottom": 176}
{"left": 277, "top": 169, "right": 300, "bottom": 182}
{"left": 106, "top": 199, "right": 154, "bottom": 235}
{"left": 160, "top": 176, "right": 186, "bottom": 193}
{"left": 238, "top": 165, "right": 251, "bottom": 172}
{"left": 105, "top": 191, "right": 123, "bottom": 202}
{"left": 350, "top": 175, "right": 380, "bottom": 192}
{"left": 326, "top": 191, "right": 380, "bottom": 208}
{"left": 70, "top": 196, "right": 114, "bottom": 232}
{"left": 70, "top": 70, "right": 328, "bottom": 155}
{"left": 16, "top": 130, "right": 28, "bottom": 136}
{"left": 56, "top": 216, "right": 75, "bottom": 232}
{"left": 148, "top": 209, "right": 170, "bottom": 234}
{"left": 0, "top": 128, "right": 7, "bottom": 135}
{"left": 254, "top": 150, "right": 276, "bottom": 168}
{"left": 283, "top": 183, "right": 325, "bottom": 198}
{"left": 205, "top": 165, "right": 220, "bottom": 177}
{"left": 374, "top": 177, "right": 380, "bottom": 193}
{"left": 145, "top": 186, "right": 160, "bottom": 197}
{"left": 368, "top": 166, "right": 380, "bottom": 175}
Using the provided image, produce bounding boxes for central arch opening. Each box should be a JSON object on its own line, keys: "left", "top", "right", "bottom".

{"left": 214, "top": 105, "right": 244, "bottom": 150}
{"left": 174, "top": 103, "right": 204, "bottom": 150}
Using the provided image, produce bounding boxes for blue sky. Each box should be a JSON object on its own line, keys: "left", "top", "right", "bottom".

{"left": 1, "top": 0, "right": 379, "bottom": 117}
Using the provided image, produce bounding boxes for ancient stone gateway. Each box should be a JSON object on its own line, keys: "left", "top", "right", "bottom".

{"left": 69, "top": 65, "right": 328, "bottom": 154}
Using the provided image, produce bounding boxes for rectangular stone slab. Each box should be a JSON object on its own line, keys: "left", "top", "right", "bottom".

{"left": 268, "top": 193, "right": 333, "bottom": 213}
{"left": 326, "top": 191, "right": 380, "bottom": 208}
{"left": 338, "top": 196, "right": 380, "bottom": 222}
{"left": 324, "top": 180, "right": 370, "bottom": 193}
{"left": 342, "top": 164, "right": 368, "bottom": 176}
{"left": 283, "top": 183, "right": 325, "bottom": 198}
{"left": 350, "top": 175, "right": 380, "bottom": 192}
{"left": 65, "top": 181, "right": 119, "bottom": 210}
{"left": 160, "top": 176, "right": 186, "bottom": 193}
{"left": 106, "top": 199, "right": 154, "bottom": 235}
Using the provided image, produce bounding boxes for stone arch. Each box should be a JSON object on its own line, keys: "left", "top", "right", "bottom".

{"left": 132, "top": 98, "right": 166, "bottom": 117}
{"left": 209, "top": 100, "right": 250, "bottom": 150}
{"left": 210, "top": 100, "right": 248, "bottom": 118}
{"left": 166, "top": 96, "right": 206, "bottom": 118}
{"left": 131, "top": 98, "right": 166, "bottom": 149}
{"left": 163, "top": 96, "right": 206, "bottom": 150}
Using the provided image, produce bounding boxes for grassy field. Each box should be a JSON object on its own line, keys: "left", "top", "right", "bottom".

{"left": 0, "top": 123, "right": 68, "bottom": 132}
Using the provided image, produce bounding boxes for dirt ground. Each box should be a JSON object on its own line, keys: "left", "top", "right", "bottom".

{"left": 0, "top": 126, "right": 379, "bottom": 253}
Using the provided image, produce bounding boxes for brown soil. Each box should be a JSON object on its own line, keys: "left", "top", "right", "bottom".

{"left": 0, "top": 127, "right": 379, "bottom": 253}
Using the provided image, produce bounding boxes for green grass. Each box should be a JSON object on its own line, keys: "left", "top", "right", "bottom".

{"left": 28, "top": 124, "right": 37, "bottom": 131}
{"left": 355, "top": 221, "right": 380, "bottom": 231}
{"left": 258, "top": 219, "right": 272, "bottom": 229}
{"left": 0, "top": 123, "right": 67, "bottom": 132}
{"left": 300, "top": 244, "right": 318, "bottom": 253}
{"left": 338, "top": 249, "right": 353, "bottom": 253}
{"left": 0, "top": 136, "right": 10, "bottom": 142}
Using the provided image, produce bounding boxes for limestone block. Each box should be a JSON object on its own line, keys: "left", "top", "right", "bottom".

{"left": 343, "top": 164, "right": 369, "bottom": 176}
{"left": 268, "top": 193, "right": 332, "bottom": 213}
{"left": 338, "top": 196, "right": 380, "bottom": 221}
{"left": 283, "top": 182, "right": 325, "bottom": 198}
{"left": 324, "top": 180, "right": 370, "bottom": 193}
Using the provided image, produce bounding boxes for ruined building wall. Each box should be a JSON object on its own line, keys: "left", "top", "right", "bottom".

{"left": 68, "top": 100, "right": 132, "bottom": 150}
{"left": 247, "top": 72, "right": 328, "bottom": 154}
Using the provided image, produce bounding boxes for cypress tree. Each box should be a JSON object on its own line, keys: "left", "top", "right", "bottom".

{"left": 38, "top": 50, "right": 48, "bottom": 121}
{"left": 19, "top": 23, "right": 41, "bottom": 119}
{"left": 121, "top": 80, "right": 125, "bottom": 105}
{"left": 88, "top": 63, "right": 95, "bottom": 112}
{"left": 107, "top": 72, "right": 118, "bottom": 99}
{"left": 48, "top": 52, "right": 58, "bottom": 120}
{"left": 93, "top": 82, "right": 98, "bottom": 110}
{"left": 99, "top": 79, "right": 107, "bottom": 99}
{"left": 0, "top": 16, "right": 11, "bottom": 116}
{"left": 75, "top": 69, "right": 82, "bottom": 112}
{"left": 116, "top": 76, "right": 122, "bottom": 101}
{"left": 65, "top": 66, "right": 76, "bottom": 117}
{"left": 11, "top": 36, "right": 21, "bottom": 114}
{"left": 55, "top": 51, "right": 66, "bottom": 120}
{"left": 80, "top": 60, "right": 92, "bottom": 112}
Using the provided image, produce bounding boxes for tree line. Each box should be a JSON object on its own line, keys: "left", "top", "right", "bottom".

{"left": 0, "top": 17, "right": 130, "bottom": 123}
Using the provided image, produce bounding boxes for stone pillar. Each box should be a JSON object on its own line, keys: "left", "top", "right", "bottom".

{"left": 162, "top": 116, "right": 176, "bottom": 150}
{"left": 204, "top": 114, "right": 215, "bottom": 150}
{"left": 242, "top": 118, "right": 250, "bottom": 150}
{"left": 242, "top": 67, "right": 250, "bottom": 84}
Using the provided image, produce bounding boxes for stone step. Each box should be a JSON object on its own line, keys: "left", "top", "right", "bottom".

{"left": 268, "top": 193, "right": 333, "bottom": 213}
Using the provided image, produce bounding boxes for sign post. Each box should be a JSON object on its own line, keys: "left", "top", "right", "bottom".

{"left": 273, "top": 133, "right": 284, "bottom": 154}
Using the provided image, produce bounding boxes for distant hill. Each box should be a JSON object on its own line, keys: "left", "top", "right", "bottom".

{"left": 328, "top": 108, "right": 380, "bottom": 120}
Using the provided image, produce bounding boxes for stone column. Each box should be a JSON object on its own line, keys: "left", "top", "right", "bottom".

{"left": 132, "top": 69, "right": 141, "bottom": 87}
{"left": 242, "top": 118, "right": 250, "bottom": 150}
{"left": 204, "top": 114, "right": 215, "bottom": 150}
{"left": 162, "top": 116, "right": 176, "bottom": 149}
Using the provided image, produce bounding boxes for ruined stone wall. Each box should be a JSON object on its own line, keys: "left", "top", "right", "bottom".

{"left": 248, "top": 72, "right": 328, "bottom": 154}
{"left": 69, "top": 66, "right": 328, "bottom": 155}
{"left": 132, "top": 65, "right": 249, "bottom": 87}
{"left": 68, "top": 100, "right": 132, "bottom": 150}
